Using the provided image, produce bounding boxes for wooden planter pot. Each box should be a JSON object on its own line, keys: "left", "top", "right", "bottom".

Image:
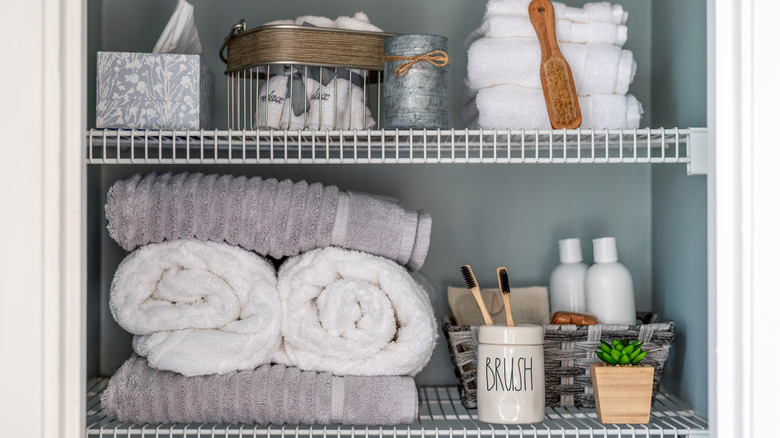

{"left": 589, "top": 363, "right": 655, "bottom": 424}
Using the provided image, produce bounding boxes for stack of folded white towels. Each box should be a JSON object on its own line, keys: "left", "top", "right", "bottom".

{"left": 100, "top": 172, "right": 436, "bottom": 426}
{"left": 463, "top": 0, "right": 643, "bottom": 130}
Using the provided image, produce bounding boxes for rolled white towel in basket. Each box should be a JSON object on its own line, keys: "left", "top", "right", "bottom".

{"left": 467, "top": 38, "right": 636, "bottom": 95}
{"left": 254, "top": 74, "right": 297, "bottom": 129}
{"left": 255, "top": 71, "right": 375, "bottom": 131}
{"left": 463, "top": 85, "right": 642, "bottom": 130}
{"left": 465, "top": 15, "right": 628, "bottom": 47}
{"left": 305, "top": 74, "right": 376, "bottom": 130}
{"left": 110, "top": 240, "right": 281, "bottom": 376}
{"left": 275, "top": 247, "right": 437, "bottom": 376}
{"left": 256, "top": 12, "right": 381, "bottom": 131}
{"left": 486, "top": 0, "right": 628, "bottom": 25}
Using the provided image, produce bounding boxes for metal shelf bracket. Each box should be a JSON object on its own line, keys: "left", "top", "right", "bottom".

{"left": 687, "top": 127, "right": 708, "bottom": 175}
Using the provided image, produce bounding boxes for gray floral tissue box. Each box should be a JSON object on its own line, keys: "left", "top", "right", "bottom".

{"left": 97, "top": 52, "right": 214, "bottom": 130}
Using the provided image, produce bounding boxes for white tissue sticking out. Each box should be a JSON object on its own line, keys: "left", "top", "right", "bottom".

{"left": 153, "top": 0, "right": 202, "bottom": 54}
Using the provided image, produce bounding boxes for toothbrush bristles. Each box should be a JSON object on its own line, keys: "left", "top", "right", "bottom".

{"left": 498, "top": 267, "right": 510, "bottom": 294}
{"left": 460, "top": 265, "right": 477, "bottom": 289}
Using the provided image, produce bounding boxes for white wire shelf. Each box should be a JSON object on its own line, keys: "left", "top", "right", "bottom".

{"left": 85, "top": 128, "right": 707, "bottom": 171}
{"left": 86, "top": 380, "right": 708, "bottom": 437}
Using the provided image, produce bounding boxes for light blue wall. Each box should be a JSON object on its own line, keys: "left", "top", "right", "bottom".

{"left": 651, "top": 166, "right": 707, "bottom": 417}
{"left": 650, "top": 0, "right": 708, "bottom": 418}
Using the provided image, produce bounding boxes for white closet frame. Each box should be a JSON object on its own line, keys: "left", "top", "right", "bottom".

{"left": 0, "top": 1, "right": 85, "bottom": 437}
{"left": 711, "top": 0, "right": 780, "bottom": 436}
{"left": 0, "top": 0, "right": 777, "bottom": 437}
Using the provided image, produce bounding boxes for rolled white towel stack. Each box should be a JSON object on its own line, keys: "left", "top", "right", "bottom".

{"left": 109, "top": 241, "right": 437, "bottom": 380}
{"left": 464, "top": 0, "right": 643, "bottom": 130}
{"left": 257, "top": 12, "right": 380, "bottom": 130}
{"left": 104, "top": 173, "right": 437, "bottom": 424}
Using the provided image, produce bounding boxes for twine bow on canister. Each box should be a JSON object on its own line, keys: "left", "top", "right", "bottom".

{"left": 383, "top": 50, "right": 450, "bottom": 77}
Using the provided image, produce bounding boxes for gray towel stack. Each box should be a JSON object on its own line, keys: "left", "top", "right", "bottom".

{"left": 102, "top": 355, "right": 419, "bottom": 425}
{"left": 106, "top": 173, "right": 432, "bottom": 270}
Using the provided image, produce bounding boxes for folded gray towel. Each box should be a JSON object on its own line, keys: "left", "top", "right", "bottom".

{"left": 106, "top": 173, "right": 431, "bottom": 270}
{"left": 101, "top": 355, "right": 419, "bottom": 425}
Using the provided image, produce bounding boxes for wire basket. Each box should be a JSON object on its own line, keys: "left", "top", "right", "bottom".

{"left": 442, "top": 315, "right": 676, "bottom": 409}
{"left": 220, "top": 21, "right": 392, "bottom": 131}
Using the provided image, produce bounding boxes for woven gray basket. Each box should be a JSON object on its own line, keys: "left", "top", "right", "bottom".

{"left": 442, "top": 315, "right": 676, "bottom": 409}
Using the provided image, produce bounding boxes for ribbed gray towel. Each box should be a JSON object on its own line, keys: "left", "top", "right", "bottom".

{"left": 101, "top": 355, "right": 419, "bottom": 425}
{"left": 106, "top": 173, "right": 432, "bottom": 270}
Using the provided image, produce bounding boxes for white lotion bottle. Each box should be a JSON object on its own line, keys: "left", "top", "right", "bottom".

{"left": 549, "top": 238, "right": 588, "bottom": 313}
{"left": 585, "top": 237, "right": 636, "bottom": 325}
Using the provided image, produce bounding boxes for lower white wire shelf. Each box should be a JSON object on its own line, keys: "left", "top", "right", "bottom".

{"left": 85, "top": 128, "right": 705, "bottom": 170}
{"left": 86, "top": 379, "right": 708, "bottom": 437}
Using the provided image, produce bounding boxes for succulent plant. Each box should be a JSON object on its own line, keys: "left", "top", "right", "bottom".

{"left": 595, "top": 340, "right": 648, "bottom": 366}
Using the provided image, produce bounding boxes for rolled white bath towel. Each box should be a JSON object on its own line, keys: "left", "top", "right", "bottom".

{"left": 463, "top": 85, "right": 642, "bottom": 130}
{"left": 275, "top": 247, "right": 437, "bottom": 376}
{"left": 467, "top": 38, "right": 636, "bottom": 95}
{"left": 465, "top": 15, "right": 628, "bottom": 47}
{"left": 486, "top": 0, "right": 628, "bottom": 25}
{"left": 110, "top": 240, "right": 281, "bottom": 376}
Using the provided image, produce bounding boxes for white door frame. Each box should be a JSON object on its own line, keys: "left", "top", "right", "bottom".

{"left": 0, "top": 1, "right": 85, "bottom": 437}
{"left": 710, "top": 0, "right": 779, "bottom": 436}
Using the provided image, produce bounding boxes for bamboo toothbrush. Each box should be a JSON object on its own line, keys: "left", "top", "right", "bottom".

{"left": 460, "top": 265, "right": 494, "bottom": 325}
{"left": 529, "top": 0, "right": 582, "bottom": 129}
{"left": 496, "top": 267, "right": 515, "bottom": 326}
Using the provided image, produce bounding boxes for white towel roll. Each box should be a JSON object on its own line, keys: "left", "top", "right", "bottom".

{"left": 275, "top": 247, "right": 437, "bottom": 376}
{"left": 486, "top": 0, "right": 628, "bottom": 25}
{"left": 254, "top": 74, "right": 293, "bottom": 129}
{"left": 256, "top": 75, "right": 375, "bottom": 131}
{"left": 467, "top": 38, "right": 636, "bottom": 96}
{"left": 462, "top": 85, "right": 642, "bottom": 130}
{"left": 110, "top": 240, "right": 281, "bottom": 376}
{"left": 465, "top": 15, "right": 628, "bottom": 48}
{"left": 306, "top": 77, "right": 376, "bottom": 130}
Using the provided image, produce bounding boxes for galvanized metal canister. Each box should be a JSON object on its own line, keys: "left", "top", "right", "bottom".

{"left": 382, "top": 35, "right": 449, "bottom": 129}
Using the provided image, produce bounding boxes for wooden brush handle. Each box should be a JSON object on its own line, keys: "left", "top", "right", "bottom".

{"left": 528, "top": 0, "right": 561, "bottom": 60}
{"left": 502, "top": 294, "right": 515, "bottom": 326}
{"left": 470, "top": 288, "right": 494, "bottom": 325}
{"left": 528, "top": 0, "right": 582, "bottom": 130}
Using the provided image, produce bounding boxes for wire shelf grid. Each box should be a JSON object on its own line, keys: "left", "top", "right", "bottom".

{"left": 86, "top": 380, "right": 708, "bottom": 437}
{"left": 86, "top": 128, "right": 694, "bottom": 165}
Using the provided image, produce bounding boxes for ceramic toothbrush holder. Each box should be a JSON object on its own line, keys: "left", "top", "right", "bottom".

{"left": 477, "top": 324, "right": 546, "bottom": 424}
